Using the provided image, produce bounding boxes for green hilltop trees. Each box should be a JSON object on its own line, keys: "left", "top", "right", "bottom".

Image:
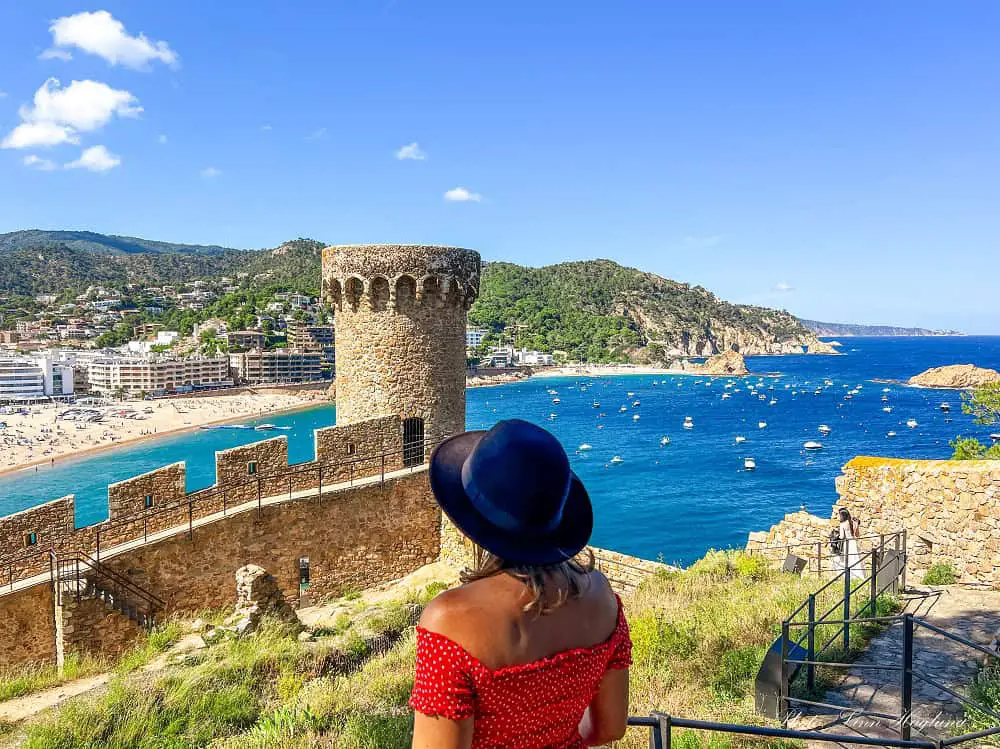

{"left": 950, "top": 382, "right": 1000, "bottom": 459}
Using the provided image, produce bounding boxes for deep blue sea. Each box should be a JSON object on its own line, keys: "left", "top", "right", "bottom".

{"left": 1, "top": 337, "right": 998, "bottom": 565}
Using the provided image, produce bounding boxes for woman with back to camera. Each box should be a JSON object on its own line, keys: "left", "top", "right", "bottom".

{"left": 410, "top": 419, "right": 632, "bottom": 749}
{"left": 838, "top": 507, "right": 864, "bottom": 580}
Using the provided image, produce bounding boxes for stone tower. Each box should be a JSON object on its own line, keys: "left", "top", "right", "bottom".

{"left": 321, "top": 244, "right": 481, "bottom": 453}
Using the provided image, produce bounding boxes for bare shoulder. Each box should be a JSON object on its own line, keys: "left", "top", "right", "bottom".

{"left": 418, "top": 585, "right": 473, "bottom": 636}
{"left": 583, "top": 569, "right": 620, "bottom": 618}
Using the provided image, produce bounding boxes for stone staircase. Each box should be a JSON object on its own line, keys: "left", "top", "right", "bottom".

{"left": 53, "top": 551, "right": 164, "bottom": 667}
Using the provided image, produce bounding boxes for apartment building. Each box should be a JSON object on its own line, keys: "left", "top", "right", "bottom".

{"left": 228, "top": 348, "right": 323, "bottom": 385}
{"left": 87, "top": 356, "right": 232, "bottom": 397}
{"left": 286, "top": 324, "right": 335, "bottom": 368}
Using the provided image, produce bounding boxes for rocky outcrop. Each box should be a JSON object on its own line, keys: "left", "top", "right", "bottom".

{"left": 908, "top": 365, "right": 1000, "bottom": 389}
{"left": 693, "top": 350, "right": 749, "bottom": 375}
{"left": 466, "top": 367, "right": 533, "bottom": 388}
{"left": 806, "top": 340, "right": 842, "bottom": 355}
{"left": 225, "top": 564, "right": 302, "bottom": 637}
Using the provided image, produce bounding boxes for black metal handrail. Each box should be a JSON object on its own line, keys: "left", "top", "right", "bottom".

{"left": 89, "top": 439, "right": 444, "bottom": 561}
{"left": 54, "top": 550, "right": 163, "bottom": 629}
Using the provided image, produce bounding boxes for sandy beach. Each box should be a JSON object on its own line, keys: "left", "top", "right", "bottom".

{"left": 0, "top": 391, "right": 326, "bottom": 477}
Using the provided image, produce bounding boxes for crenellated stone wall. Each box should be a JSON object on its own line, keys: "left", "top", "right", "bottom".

{"left": 746, "top": 509, "right": 838, "bottom": 571}
{"left": 108, "top": 463, "right": 186, "bottom": 520}
{"left": 0, "top": 497, "right": 74, "bottom": 563}
{"left": 314, "top": 414, "right": 404, "bottom": 482}
{"left": 835, "top": 457, "right": 1000, "bottom": 585}
{"left": 0, "top": 583, "right": 55, "bottom": 667}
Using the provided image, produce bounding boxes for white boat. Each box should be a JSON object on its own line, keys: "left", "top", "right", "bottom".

{"left": 887, "top": 431, "right": 897, "bottom": 438}
{"left": 758, "top": 421, "right": 767, "bottom": 429}
{"left": 818, "top": 425, "right": 831, "bottom": 435}
{"left": 627, "top": 392, "right": 635, "bottom": 398}
{"left": 620, "top": 406, "right": 628, "bottom": 413}
{"left": 610, "top": 455, "right": 624, "bottom": 464}
{"left": 881, "top": 396, "right": 889, "bottom": 402}
{"left": 721, "top": 393, "right": 731, "bottom": 400}
{"left": 803, "top": 441, "right": 823, "bottom": 450}
{"left": 254, "top": 424, "right": 277, "bottom": 431}
{"left": 906, "top": 419, "right": 918, "bottom": 429}
{"left": 882, "top": 387, "right": 890, "bottom": 392}
{"left": 547, "top": 389, "right": 557, "bottom": 396}
{"left": 592, "top": 401, "right": 601, "bottom": 408}
{"left": 735, "top": 435, "right": 747, "bottom": 443}
{"left": 578, "top": 443, "right": 593, "bottom": 451}
{"left": 744, "top": 457, "right": 756, "bottom": 470}
{"left": 759, "top": 394, "right": 767, "bottom": 401}
{"left": 633, "top": 400, "right": 641, "bottom": 407}
{"left": 769, "top": 399, "right": 777, "bottom": 406}
{"left": 883, "top": 406, "right": 893, "bottom": 413}
{"left": 548, "top": 413, "right": 558, "bottom": 419}
{"left": 552, "top": 398, "right": 560, "bottom": 404}
{"left": 659, "top": 436, "right": 671, "bottom": 446}
{"left": 633, "top": 414, "right": 640, "bottom": 421}
{"left": 683, "top": 416, "right": 694, "bottom": 430}
{"left": 939, "top": 403, "right": 951, "bottom": 413}
{"left": 991, "top": 434, "right": 1000, "bottom": 443}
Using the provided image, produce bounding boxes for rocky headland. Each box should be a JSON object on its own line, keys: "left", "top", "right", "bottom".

{"left": 692, "top": 350, "right": 750, "bottom": 375}
{"left": 907, "top": 364, "right": 1000, "bottom": 389}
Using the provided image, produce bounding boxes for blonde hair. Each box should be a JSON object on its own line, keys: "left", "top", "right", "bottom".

{"left": 460, "top": 545, "right": 596, "bottom": 616}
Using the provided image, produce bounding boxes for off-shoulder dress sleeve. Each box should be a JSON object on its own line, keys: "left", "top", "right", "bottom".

{"left": 607, "top": 599, "right": 633, "bottom": 670}
{"left": 409, "top": 627, "right": 477, "bottom": 720}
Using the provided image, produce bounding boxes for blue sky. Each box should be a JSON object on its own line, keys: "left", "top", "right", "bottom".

{"left": 1, "top": 2, "right": 998, "bottom": 333}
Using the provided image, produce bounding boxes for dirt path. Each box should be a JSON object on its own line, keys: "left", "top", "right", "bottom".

{"left": 791, "top": 584, "right": 1000, "bottom": 747}
{"left": 0, "top": 673, "right": 110, "bottom": 723}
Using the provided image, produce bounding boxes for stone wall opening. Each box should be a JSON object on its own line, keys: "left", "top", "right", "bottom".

{"left": 344, "top": 277, "right": 364, "bottom": 311}
{"left": 370, "top": 276, "right": 390, "bottom": 312}
{"left": 395, "top": 275, "right": 416, "bottom": 311}
{"left": 403, "top": 417, "right": 425, "bottom": 467}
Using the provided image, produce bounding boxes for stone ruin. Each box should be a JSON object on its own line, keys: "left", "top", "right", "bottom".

{"left": 225, "top": 564, "right": 302, "bottom": 637}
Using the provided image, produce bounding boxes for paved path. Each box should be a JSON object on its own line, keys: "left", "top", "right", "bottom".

{"left": 790, "top": 585, "right": 1000, "bottom": 747}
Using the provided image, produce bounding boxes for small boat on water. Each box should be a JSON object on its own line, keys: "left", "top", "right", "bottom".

{"left": 219, "top": 424, "right": 252, "bottom": 430}
{"left": 758, "top": 421, "right": 767, "bottom": 429}
{"left": 610, "top": 455, "right": 624, "bottom": 464}
{"left": 620, "top": 406, "right": 628, "bottom": 413}
{"left": 887, "top": 431, "right": 897, "bottom": 438}
{"left": 683, "top": 416, "right": 694, "bottom": 430}
{"left": 632, "top": 400, "right": 641, "bottom": 407}
{"left": 552, "top": 398, "right": 561, "bottom": 404}
{"left": 883, "top": 406, "right": 893, "bottom": 413}
{"left": 632, "top": 414, "right": 640, "bottom": 421}
{"left": 803, "top": 441, "right": 823, "bottom": 450}
{"left": 882, "top": 387, "right": 891, "bottom": 393}
{"left": 721, "top": 393, "right": 731, "bottom": 400}
{"left": 547, "top": 389, "right": 557, "bottom": 396}
{"left": 659, "top": 436, "right": 671, "bottom": 446}
{"left": 578, "top": 443, "right": 593, "bottom": 451}
{"left": 627, "top": 392, "right": 635, "bottom": 398}
{"left": 991, "top": 434, "right": 1000, "bottom": 443}
{"left": 881, "top": 396, "right": 889, "bottom": 403}
{"left": 255, "top": 424, "right": 277, "bottom": 431}
{"left": 818, "top": 424, "right": 832, "bottom": 435}
{"left": 592, "top": 401, "right": 601, "bottom": 408}
{"left": 769, "top": 398, "right": 778, "bottom": 406}
{"left": 735, "top": 435, "right": 747, "bottom": 444}
{"left": 744, "top": 457, "right": 756, "bottom": 470}
{"left": 906, "top": 419, "right": 919, "bottom": 429}
{"left": 759, "top": 394, "right": 767, "bottom": 401}
{"left": 939, "top": 403, "right": 951, "bottom": 413}
{"left": 548, "top": 413, "right": 558, "bottom": 419}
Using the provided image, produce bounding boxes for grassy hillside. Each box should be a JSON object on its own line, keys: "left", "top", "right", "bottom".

{"left": 0, "top": 552, "right": 906, "bottom": 749}
{"left": 0, "top": 230, "right": 236, "bottom": 256}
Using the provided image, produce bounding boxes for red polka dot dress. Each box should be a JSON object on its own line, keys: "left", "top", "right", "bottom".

{"left": 409, "top": 596, "right": 632, "bottom": 749}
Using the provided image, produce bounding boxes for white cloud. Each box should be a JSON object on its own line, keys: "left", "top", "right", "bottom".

{"left": 0, "top": 91, "right": 7, "bottom": 99}
{"left": 2, "top": 121, "right": 79, "bottom": 149}
{"left": 444, "top": 187, "right": 482, "bottom": 202}
{"left": 39, "top": 48, "right": 73, "bottom": 62}
{"left": 306, "top": 127, "right": 327, "bottom": 140}
{"left": 773, "top": 282, "right": 795, "bottom": 293}
{"left": 395, "top": 142, "right": 426, "bottom": 160}
{"left": 157, "top": 134, "right": 167, "bottom": 144}
{"left": 261, "top": 124, "right": 273, "bottom": 131}
{"left": 1, "top": 78, "right": 140, "bottom": 150}
{"left": 65, "top": 144, "right": 121, "bottom": 172}
{"left": 23, "top": 154, "right": 56, "bottom": 171}
{"left": 200, "top": 166, "right": 222, "bottom": 178}
{"left": 45, "top": 10, "right": 178, "bottom": 70}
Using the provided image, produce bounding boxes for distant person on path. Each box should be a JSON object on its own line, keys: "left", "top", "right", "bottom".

{"left": 838, "top": 507, "right": 865, "bottom": 580}
{"left": 410, "top": 419, "right": 631, "bottom": 749}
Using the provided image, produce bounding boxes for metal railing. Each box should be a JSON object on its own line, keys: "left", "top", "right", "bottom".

{"left": 626, "top": 713, "right": 953, "bottom": 748}
{"left": 54, "top": 550, "right": 164, "bottom": 628}
{"left": 749, "top": 530, "right": 908, "bottom": 580}
{"left": 1, "top": 439, "right": 440, "bottom": 588}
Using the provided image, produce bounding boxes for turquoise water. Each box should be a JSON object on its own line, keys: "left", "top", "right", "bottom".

{"left": 1, "top": 337, "right": 998, "bottom": 564}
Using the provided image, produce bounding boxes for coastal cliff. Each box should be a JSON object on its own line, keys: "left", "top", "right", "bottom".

{"left": 908, "top": 364, "right": 1000, "bottom": 389}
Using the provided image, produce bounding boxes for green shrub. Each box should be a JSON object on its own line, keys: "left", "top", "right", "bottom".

{"left": 710, "top": 645, "right": 766, "bottom": 700}
{"left": 964, "top": 666, "right": 1000, "bottom": 743}
{"left": 923, "top": 563, "right": 960, "bottom": 585}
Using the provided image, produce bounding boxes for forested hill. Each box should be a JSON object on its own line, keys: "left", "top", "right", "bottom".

{"left": 0, "top": 234, "right": 324, "bottom": 294}
{"left": 469, "top": 260, "right": 821, "bottom": 362}
{"left": 0, "top": 230, "right": 823, "bottom": 363}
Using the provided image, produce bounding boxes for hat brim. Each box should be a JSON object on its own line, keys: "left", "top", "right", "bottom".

{"left": 429, "top": 431, "right": 593, "bottom": 566}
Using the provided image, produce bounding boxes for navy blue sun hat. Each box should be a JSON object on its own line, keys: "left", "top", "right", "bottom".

{"left": 429, "top": 419, "right": 593, "bottom": 565}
